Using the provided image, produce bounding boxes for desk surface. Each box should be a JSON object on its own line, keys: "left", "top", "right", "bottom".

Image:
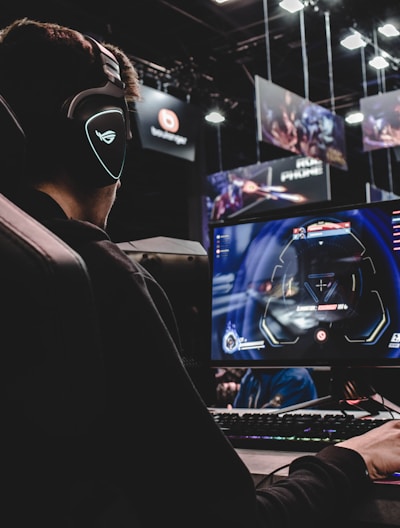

{"left": 236, "top": 447, "right": 400, "bottom": 527}
{"left": 210, "top": 406, "right": 400, "bottom": 525}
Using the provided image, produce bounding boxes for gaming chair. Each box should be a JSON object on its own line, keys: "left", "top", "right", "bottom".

{"left": 0, "top": 35, "right": 142, "bottom": 526}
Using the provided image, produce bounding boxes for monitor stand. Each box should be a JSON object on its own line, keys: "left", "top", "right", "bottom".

{"left": 272, "top": 366, "right": 400, "bottom": 415}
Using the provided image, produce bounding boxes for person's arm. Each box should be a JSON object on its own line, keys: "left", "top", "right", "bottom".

{"left": 253, "top": 445, "right": 370, "bottom": 527}
{"left": 254, "top": 420, "right": 400, "bottom": 527}
{"left": 122, "top": 261, "right": 400, "bottom": 527}
{"left": 69, "top": 233, "right": 400, "bottom": 528}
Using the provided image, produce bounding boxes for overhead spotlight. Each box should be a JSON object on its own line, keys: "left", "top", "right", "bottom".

{"left": 212, "top": 0, "right": 232, "bottom": 4}
{"left": 205, "top": 110, "right": 225, "bottom": 124}
{"left": 345, "top": 111, "right": 364, "bottom": 125}
{"left": 279, "top": 0, "right": 304, "bottom": 14}
{"left": 340, "top": 31, "right": 366, "bottom": 50}
{"left": 369, "top": 55, "right": 390, "bottom": 70}
{"left": 378, "top": 24, "right": 400, "bottom": 37}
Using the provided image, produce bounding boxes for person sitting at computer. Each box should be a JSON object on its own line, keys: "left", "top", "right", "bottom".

{"left": 233, "top": 367, "right": 317, "bottom": 408}
{"left": 0, "top": 17, "right": 399, "bottom": 528}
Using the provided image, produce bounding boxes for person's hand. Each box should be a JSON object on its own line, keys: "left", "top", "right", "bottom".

{"left": 337, "top": 419, "right": 400, "bottom": 480}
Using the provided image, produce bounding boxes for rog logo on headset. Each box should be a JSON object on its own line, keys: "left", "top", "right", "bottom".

{"left": 95, "top": 129, "right": 117, "bottom": 144}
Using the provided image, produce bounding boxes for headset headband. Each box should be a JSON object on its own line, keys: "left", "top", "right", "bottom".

{"left": 66, "top": 35, "right": 132, "bottom": 141}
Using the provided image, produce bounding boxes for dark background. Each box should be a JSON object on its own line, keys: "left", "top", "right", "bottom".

{"left": 2, "top": 1, "right": 400, "bottom": 405}
{"left": 2, "top": 0, "right": 400, "bottom": 245}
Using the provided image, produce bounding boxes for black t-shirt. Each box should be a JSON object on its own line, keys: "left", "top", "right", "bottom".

{"left": 12, "top": 189, "right": 372, "bottom": 528}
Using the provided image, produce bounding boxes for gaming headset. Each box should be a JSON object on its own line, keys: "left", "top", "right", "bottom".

{"left": 0, "top": 35, "right": 132, "bottom": 188}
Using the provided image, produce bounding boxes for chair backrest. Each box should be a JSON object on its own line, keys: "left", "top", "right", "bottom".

{"left": 0, "top": 99, "right": 129, "bottom": 526}
{"left": 0, "top": 193, "right": 104, "bottom": 436}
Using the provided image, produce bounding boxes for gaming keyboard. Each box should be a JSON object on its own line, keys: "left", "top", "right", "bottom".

{"left": 209, "top": 408, "right": 394, "bottom": 452}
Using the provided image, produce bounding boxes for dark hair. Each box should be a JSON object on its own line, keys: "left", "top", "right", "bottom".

{"left": 0, "top": 18, "right": 140, "bottom": 183}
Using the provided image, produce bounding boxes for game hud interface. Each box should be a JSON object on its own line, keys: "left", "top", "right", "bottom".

{"left": 210, "top": 200, "right": 400, "bottom": 367}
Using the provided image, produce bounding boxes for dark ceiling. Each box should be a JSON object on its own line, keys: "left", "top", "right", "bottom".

{"left": 3, "top": 0, "right": 400, "bottom": 169}
{"left": 6, "top": 1, "right": 400, "bottom": 114}
{"left": 2, "top": 1, "right": 400, "bottom": 240}
{"left": 2, "top": 0, "right": 399, "bottom": 146}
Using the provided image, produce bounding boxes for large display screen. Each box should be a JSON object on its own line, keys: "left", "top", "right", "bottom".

{"left": 206, "top": 155, "right": 330, "bottom": 222}
{"left": 361, "top": 89, "right": 400, "bottom": 152}
{"left": 255, "top": 75, "right": 348, "bottom": 171}
{"left": 210, "top": 199, "right": 400, "bottom": 367}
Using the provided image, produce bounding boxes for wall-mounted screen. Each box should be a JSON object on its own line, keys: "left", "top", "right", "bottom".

{"left": 206, "top": 155, "right": 330, "bottom": 222}
{"left": 361, "top": 89, "right": 400, "bottom": 152}
{"left": 255, "top": 76, "right": 347, "bottom": 171}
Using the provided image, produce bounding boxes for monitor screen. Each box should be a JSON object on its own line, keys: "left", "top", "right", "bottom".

{"left": 209, "top": 199, "right": 400, "bottom": 368}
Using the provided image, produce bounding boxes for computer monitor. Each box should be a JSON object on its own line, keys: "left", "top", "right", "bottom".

{"left": 210, "top": 200, "right": 400, "bottom": 406}
{"left": 209, "top": 199, "right": 400, "bottom": 405}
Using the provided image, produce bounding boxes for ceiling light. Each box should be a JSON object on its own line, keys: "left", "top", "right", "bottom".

{"left": 340, "top": 31, "right": 366, "bottom": 50}
{"left": 378, "top": 24, "right": 400, "bottom": 37}
{"left": 279, "top": 0, "right": 304, "bottom": 14}
{"left": 205, "top": 111, "right": 225, "bottom": 124}
{"left": 345, "top": 111, "right": 364, "bottom": 125}
{"left": 369, "top": 55, "right": 390, "bottom": 69}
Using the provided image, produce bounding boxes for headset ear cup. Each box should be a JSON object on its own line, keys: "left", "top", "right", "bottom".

{"left": 62, "top": 95, "right": 128, "bottom": 187}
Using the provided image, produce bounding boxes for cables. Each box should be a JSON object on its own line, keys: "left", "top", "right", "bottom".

{"left": 255, "top": 463, "right": 291, "bottom": 489}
